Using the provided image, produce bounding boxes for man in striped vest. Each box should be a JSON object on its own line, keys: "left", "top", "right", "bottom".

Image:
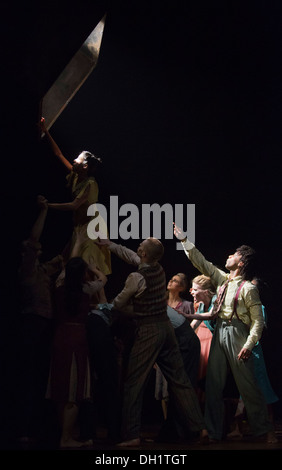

{"left": 100, "top": 237, "right": 208, "bottom": 447}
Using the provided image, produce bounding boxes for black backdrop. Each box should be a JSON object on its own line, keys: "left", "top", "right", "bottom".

{"left": 1, "top": 0, "right": 282, "bottom": 442}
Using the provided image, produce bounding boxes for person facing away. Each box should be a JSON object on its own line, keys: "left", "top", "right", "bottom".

{"left": 174, "top": 224, "right": 277, "bottom": 443}
{"left": 17, "top": 195, "right": 64, "bottom": 448}
{"left": 39, "top": 117, "right": 111, "bottom": 288}
{"left": 97, "top": 236, "right": 208, "bottom": 447}
{"left": 48, "top": 228, "right": 108, "bottom": 448}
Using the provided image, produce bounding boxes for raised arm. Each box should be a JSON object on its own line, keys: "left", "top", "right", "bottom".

{"left": 109, "top": 242, "right": 141, "bottom": 266}
{"left": 174, "top": 223, "right": 227, "bottom": 287}
{"left": 96, "top": 239, "right": 141, "bottom": 266}
{"left": 40, "top": 117, "right": 73, "bottom": 171}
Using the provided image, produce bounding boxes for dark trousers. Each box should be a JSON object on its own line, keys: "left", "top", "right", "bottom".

{"left": 174, "top": 320, "right": 201, "bottom": 388}
{"left": 158, "top": 320, "right": 201, "bottom": 440}
{"left": 121, "top": 318, "right": 205, "bottom": 440}
{"left": 86, "top": 314, "right": 121, "bottom": 441}
{"left": 17, "top": 314, "right": 53, "bottom": 438}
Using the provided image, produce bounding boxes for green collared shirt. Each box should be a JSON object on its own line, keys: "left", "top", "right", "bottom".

{"left": 181, "top": 239, "right": 264, "bottom": 350}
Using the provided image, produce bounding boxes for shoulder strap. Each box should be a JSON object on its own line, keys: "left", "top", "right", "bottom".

{"left": 230, "top": 281, "right": 246, "bottom": 321}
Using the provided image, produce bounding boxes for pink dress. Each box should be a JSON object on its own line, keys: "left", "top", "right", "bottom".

{"left": 194, "top": 321, "right": 213, "bottom": 381}
{"left": 193, "top": 299, "right": 214, "bottom": 383}
{"left": 47, "top": 281, "right": 101, "bottom": 404}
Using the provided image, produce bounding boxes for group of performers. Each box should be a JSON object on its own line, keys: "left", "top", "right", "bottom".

{"left": 16, "top": 118, "right": 278, "bottom": 448}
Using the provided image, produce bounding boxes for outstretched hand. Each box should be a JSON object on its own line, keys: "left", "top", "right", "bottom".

{"left": 175, "top": 308, "right": 216, "bottom": 321}
{"left": 173, "top": 223, "right": 187, "bottom": 241}
{"left": 94, "top": 236, "right": 111, "bottom": 247}
{"left": 37, "top": 194, "right": 48, "bottom": 210}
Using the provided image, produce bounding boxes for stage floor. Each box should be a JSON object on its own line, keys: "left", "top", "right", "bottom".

{"left": 61, "top": 422, "right": 282, "bottom": 452}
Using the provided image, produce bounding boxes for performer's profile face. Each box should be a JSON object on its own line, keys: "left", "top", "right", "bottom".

{"left": 73, "top": 153, "right": 85, "bottom": 165}
{"left": 73, "top": 153, "right": 87, "bottom": 172}
{"left": 225, "top": 252, "right": 242, "bottom": 270}
{"left": 167, "top": 276, "right": 182, "bottom": 291}
{"left": 137, "top": 240, "right": 147, "bottom": 258}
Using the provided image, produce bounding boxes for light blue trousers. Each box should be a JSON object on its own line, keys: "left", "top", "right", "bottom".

{"left": 205, "top": 318, "right": 272, "bottom": 440}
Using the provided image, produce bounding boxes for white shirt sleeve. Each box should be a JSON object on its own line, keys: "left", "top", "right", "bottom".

{"left": 181, "top": 239, "right": 227, "bottom": 287}
{"left": 113, "top": 272, "right": 146, "bottom": 313}
{"left": 109, "top": 242, "right": 141, "bottom": 266}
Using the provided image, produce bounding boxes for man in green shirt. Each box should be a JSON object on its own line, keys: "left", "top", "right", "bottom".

{"left": 174, "top": 225, "right": 276, "bottom": 443}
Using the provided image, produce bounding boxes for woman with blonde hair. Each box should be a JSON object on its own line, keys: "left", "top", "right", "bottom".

{"left": 177, "top": 274, "right": 216, "bottom": 404}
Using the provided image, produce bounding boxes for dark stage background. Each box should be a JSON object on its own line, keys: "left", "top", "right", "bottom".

{"left": 1, "top": 0, "right": 282, "bottom": 445}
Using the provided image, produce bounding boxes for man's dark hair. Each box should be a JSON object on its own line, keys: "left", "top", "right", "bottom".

{"left": 236, "top": 245, "right": 257, "bottom": 280}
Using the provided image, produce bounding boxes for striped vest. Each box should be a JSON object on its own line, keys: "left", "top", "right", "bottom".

{"left": 133, "top": 263, "right": 167, "bottom": 318}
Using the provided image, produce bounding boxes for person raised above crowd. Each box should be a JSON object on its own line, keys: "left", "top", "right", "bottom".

{"left": 39, "top": 118, "right": 111, "bottom": 295}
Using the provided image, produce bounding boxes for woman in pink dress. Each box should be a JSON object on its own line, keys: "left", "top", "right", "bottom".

{"left": 189, "top": 275, "right": 217, "bottom": 404}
